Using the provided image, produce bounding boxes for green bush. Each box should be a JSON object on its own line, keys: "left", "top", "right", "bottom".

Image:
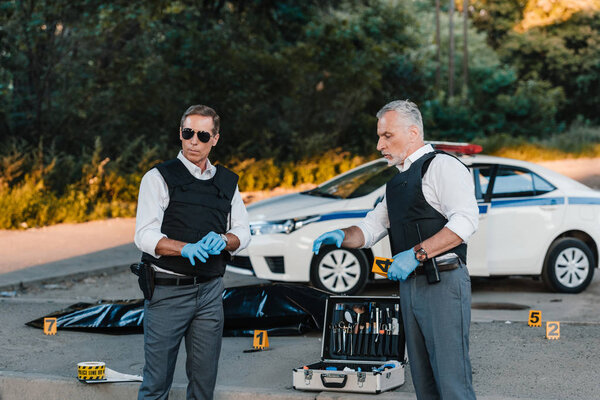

{"left": 1, "top": 128, "right": 598, "bottom": 229}
{"left": 0, "top": 137, "right": 159, "bottom": 229}
{"left": 229, "top": 149, "right": 371, "bottom": 192}
{"left": 475, "top": 124, "right": 600, "bottom": 161}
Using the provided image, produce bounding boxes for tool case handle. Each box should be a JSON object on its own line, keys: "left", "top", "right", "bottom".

{"left": 320, "top": 373, "right": 348, "bottom": 388}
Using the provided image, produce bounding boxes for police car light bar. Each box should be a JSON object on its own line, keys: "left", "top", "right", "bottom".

{"left": 427, "top": 141, "right": 483, "bottom": 155}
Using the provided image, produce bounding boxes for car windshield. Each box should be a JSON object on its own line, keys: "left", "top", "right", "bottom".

{"left": 303, "top": 160, "right": 397, "bottom": 199}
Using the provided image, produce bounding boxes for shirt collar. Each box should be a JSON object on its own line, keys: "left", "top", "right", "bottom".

{"left": 396, "top": 144, "right": 434, "bottom": 172}
{"left": 177, "top": 151, "right": 216, "bottom": 177}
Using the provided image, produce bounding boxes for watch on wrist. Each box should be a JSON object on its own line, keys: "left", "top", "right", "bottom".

{"left": 220, "top": 234, "right": 229, "bottom": 245}
{"left": 414, "top": 244, "right": 428, "bottom": 262}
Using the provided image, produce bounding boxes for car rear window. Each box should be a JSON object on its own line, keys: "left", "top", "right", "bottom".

{"left": 492, "top": 166, "right": 556, "bottom": 198}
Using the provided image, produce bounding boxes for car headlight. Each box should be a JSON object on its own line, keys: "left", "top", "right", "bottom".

{"left": 250, "top": 215, "right": 319, "bottom": 235}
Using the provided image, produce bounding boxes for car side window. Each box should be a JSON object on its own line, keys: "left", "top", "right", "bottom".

{"left": 532, "top": 173, "right": 555, "bottom": 193}
{"left": 491, "top": 166, "right": 555, "bottom": 198}
{"left": 471, "top": 166, "right": 494, "bottom": 201}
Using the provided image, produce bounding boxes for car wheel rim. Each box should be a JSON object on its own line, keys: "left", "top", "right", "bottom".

{"left": 318, "top": 249, "right": 361, "bottom": 293}
{"left": 554, "top": 247, "right": 590, "bottom": 288}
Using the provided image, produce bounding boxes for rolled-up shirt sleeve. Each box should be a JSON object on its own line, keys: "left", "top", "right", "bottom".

{"left": 428, "top": 156, "right": 479, "bottom": 242}
{"left": 134, "top": 169, "right": 169, "bottom": 258}
{"left": 356, "top": 196, "right": 390, "bottom": 249}
{"left": 227, "top": 186, "right": 250, "bottom": 256}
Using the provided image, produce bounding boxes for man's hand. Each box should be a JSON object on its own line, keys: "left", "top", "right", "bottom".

{"left": 387, "top": 249, "right": 419, "bottom": 281}
{"left": 200, "top": 231, "right": 227, "bottom": 255}
{"left": 312, "top": 229, "right": 345, "bottom": 255}
{"left": 181, "top": 242, "right": 210, "bottom": 266}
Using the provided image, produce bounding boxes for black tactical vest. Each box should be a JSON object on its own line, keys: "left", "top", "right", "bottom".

{"left": 142, "top": 159, "right": 239, "bottom": 278}
{"left": 386, "top": 150, "right": 467, "bottom": 264}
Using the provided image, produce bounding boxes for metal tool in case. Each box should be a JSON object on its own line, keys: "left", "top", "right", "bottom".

{"left": 292, "top": 296, "right": 406, "bottom": 394}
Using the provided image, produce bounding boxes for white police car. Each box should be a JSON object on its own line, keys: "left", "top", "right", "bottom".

{"left": 228, "top": 143, "right": 600, "bottom": 295}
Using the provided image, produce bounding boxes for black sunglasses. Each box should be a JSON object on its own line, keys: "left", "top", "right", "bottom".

{"left": 181, "top": 128, "right": 213, "bottom": 142}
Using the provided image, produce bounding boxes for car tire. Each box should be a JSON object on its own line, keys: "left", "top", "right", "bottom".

{"left": 542, "top": 238, "right": 595, "bottom": 293}
{"left": 310, "top": 246, "right": 369, "bottom": 295}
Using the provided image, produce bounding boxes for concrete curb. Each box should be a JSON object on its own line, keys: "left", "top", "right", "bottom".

{"left": 0, "top": 371, "right": 544, "bottom": 400}
{"left": 0, "top": 241, "right": 139, "bottom": 292}
{"left": 0, "top": 263, "right": 129, "bottom": 292}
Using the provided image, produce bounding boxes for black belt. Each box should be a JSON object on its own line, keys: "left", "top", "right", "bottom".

{"left": 413, "top": 262, "right": 459, "bottom": 276}
{"left": 411, "top": 257, "right": 462, "bottom": 277}
{"left": 154, "top": 274, "right": 216, "bottom": 286}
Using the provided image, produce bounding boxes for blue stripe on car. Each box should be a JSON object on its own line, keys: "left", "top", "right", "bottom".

{"left": 318, "top": 210, "right": 370, "bottom": 221}
{"left": 315, "top": 195, "right": 593, "bottom": 220}
{"left": 568, "top": 197, "right": 600, "bottom": 205}
{"left": 491, "top": 197, "right": 564, "bottom": 208}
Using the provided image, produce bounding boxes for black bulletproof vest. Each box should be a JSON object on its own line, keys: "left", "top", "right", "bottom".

{"left": 386, "top": 150, "right": 467, "bottom": 264}
{"left": 141, "top": 159, "right": 239, "bottom": 278}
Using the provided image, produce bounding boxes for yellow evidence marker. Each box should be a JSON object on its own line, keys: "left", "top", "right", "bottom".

{"left": 44, "top": 317, "right": 57, "bottom": 335}
{"left": 253, "top": 330, "right": 269, "bottom": 349}
{"left": 372, "top": 257, "right": 394, "bottom": 278}
{"left": 528, "top": 310, "right": 542, "bottom": 327}
{"left": 546, "top": 321, "right": 560, "bottom": 340}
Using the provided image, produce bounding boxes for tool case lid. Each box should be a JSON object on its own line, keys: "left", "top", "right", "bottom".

{"left": 320, "top": 295, "right": 405, "bottom": 363}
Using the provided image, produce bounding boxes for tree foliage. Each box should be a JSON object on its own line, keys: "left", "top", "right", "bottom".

{"left": 0, "top": 0, "right": 597, "bottom": 164}
{"left": 470, "top": 0, "right": 600, "bottom": 125}
{"left": 0, "top": 0, "right": 599, "bottom": 228}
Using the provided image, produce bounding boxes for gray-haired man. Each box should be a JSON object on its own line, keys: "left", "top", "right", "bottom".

{"left": 313, "top": 100, "right": 478, "bottom": 399}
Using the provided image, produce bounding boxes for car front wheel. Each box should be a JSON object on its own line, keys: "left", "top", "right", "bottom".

{"left": 542, "top": 238, "right": 595, "bottom": 293}
{"left": 310, "top": 246, "right": 369, "bottom": 295}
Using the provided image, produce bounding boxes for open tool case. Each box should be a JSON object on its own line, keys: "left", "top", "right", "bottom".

{"left": 293, "top": 296, "right": 405, "bottom": 394}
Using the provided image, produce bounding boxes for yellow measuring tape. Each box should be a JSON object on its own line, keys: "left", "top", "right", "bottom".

{"left": 77, "top": 362, "right": 106, "bottom": 381}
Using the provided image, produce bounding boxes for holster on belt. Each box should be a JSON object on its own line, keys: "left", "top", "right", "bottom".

{"left": 130, "top": 262, "right": 155, "bottom": 300}
{"left": 424, "top": 257, "right": 441, "bottom": 284}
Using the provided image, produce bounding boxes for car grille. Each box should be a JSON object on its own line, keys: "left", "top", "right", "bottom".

{"left": 228, "top": 256, "right": 253, "bottom": 272}
{"left": 265, "top": 256, "right": 285, "bottom": 274}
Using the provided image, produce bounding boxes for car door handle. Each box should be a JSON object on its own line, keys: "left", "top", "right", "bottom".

{"left": 478, "top": 204, "right": 489, "bottom": 218}
{"left": 540, "top": 205, "right": 558, "bottom": 211}
{"left": 540, "top": 198, "right": 562, "bottom": 211}
{"left": 373, "top": 195, "right": 384, "bottom": 208}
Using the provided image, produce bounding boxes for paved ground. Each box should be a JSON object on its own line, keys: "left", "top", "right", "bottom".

{"left": 2, "top": 261, "right": 600, "bottom": 400}
{"left": 538, "top": 157, "right": 600, "bottom": 189}
{"left": 1, "top": 159, "right": 599, "bottom": 400}
{"left": 0, "top": 218, "right": 136, "bottom": 274}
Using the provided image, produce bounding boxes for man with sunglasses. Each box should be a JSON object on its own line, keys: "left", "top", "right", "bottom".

{"left": 134, "top": 104, "right": 250, "bottom": 400}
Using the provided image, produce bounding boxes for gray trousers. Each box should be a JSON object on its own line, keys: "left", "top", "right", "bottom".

{"left": 138, "top": 277, "right": 225, "bottom": 400}
{"left": 399, "top": 264, "right": 476, "bottom": 400}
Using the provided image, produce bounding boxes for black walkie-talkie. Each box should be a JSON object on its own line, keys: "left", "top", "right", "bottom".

{"left": 416, "top": 224, "right": 440, "bottom": 284}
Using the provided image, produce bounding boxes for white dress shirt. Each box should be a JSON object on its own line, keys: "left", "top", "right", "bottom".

{"left": 356, "top": 144, "right": 478, "bottom": 257}
{"left": 134, "top": 151, "right": 250, "bottom": 275}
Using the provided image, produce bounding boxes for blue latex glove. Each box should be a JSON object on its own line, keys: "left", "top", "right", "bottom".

{"left": 387, "top": 249, "right": 420, "bottom": 281}
{"left": 200, "top": 231, "right": 227, "bottom": 255}
{"left": 181, "top": 242, "right": 210, "bottom": 266}
{"left": 312, "top": 229, "right": 345, "bottom": 255}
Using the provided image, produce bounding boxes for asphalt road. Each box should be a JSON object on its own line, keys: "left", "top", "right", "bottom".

{"left": 2, "top": 270, "right": 600, "bottom": 399}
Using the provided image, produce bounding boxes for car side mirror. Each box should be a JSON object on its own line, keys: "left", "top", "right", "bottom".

{"left": 373, "top": 195, "right": 384, "bottom": 208}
